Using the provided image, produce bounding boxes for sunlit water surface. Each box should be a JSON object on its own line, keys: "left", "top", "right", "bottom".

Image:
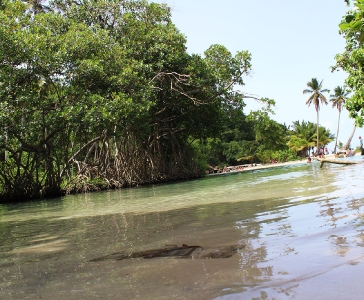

{"left": 1, "top": 158, "right": 364, "bottom": 299}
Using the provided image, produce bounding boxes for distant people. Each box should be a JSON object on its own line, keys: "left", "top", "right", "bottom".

{"left": 346, "top": 148, "right": 352, "bottom": 157}
{"left": 360, "top": 136, "right": 363, "bottom": 150}
{"left": 307, "top": 157, "right": 311, "bottom": 163}
{"left": 325, "top": 147, "right": 328, "bottom": 155}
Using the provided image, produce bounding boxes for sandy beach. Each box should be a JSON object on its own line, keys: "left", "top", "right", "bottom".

{"left": 207, "top": 154, "right": 345, "bottom": 176}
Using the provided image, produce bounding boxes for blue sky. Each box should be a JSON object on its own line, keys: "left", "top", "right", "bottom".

{"left": 154, "top": 0, "right": 363, "bottom": 151}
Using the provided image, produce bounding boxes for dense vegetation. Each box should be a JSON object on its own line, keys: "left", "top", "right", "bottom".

{"left": 336, "top": 0, "right": 364, "bottom": 126}
{"left": 0, "top": 0, "right": 337, "bottom": 203}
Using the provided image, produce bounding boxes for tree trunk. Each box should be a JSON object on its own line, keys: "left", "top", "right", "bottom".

{"left": 316, "top": 109, "right": 319, "bottom": 153}
{"left": 334, "top": 110, "right": 341, "bottom": 154}
{"left": 343, "top": 124, "right": 356, "bottom": 150}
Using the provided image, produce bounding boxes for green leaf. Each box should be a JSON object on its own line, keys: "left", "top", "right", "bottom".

{"left": 345, "top": 14, "right": 355, "bottom": 23}
{"left": 355, "top": 3, "right": 364, "bottom": 10}
{"left": 339, "top": 22, "right": 351, "bottom": 30}
{"left": 351, "top": 20, "right": 363, "bottom": 30}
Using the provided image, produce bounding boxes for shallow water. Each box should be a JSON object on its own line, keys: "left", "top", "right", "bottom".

{"left": 1, "top": 157, "right": 364, "bottom": 299}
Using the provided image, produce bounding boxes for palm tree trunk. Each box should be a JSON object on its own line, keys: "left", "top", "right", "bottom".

{"left": 334, "top": 110, "right": 341, "bottom": 154}
{"left": 316, "top": 109, "right": 319, "bottom": 153}
{"left": 343, "top": 124, "right": 356, "bottom": 150}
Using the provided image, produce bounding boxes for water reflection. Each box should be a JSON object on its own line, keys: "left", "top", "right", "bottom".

{"left": 0, "top": 158, "right": 364, "bottom": 299}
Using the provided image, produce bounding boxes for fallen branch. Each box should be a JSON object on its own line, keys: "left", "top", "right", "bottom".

{"left": 319, "top": 159, "right": 357, "bottom": 168}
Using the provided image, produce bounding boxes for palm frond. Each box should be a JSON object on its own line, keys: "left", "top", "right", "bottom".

{"left": 319, "top": 94, "right": 328, "bottom": 104}
{"left": 329, "top": 85, "right": 349, "bottom": 111}
{"left": 305, "top": 94, "right": 314, "bottom": 105}
{"left": 307, "top": 78, "right": 320, "bottom": 90}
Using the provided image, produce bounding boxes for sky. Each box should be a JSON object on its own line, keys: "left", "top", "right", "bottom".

{"left": 154, "top": 0, "right": 363, "bottom": 151}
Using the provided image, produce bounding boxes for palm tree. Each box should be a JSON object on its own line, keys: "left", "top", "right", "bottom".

{"left": 287, "top": 135, "right": 315, "bottom": 157}
{"left": 303, "top": 78, "right": 329, "bottom": 153}
{"left": 290, "top": 120, "right": 316, "bottom": 156}
{"left": 330, "top": 86, "right": 349, "bottom": 153}
{"left": 343, "top": 124, "right": 356, "bottom": 150}
{"left": 291, "top": 120, "right": 317, "bottom": 142}
{"left": 316, "top": 126, "right": 335, "bottom": 148}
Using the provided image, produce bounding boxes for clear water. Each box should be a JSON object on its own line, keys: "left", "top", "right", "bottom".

{"left": 1, "top": 158, "right": 364, "bottom": 299}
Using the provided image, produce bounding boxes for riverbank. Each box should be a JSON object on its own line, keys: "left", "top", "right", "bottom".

{"left": 207, "top": 154, "right": 340, "bottom": 176}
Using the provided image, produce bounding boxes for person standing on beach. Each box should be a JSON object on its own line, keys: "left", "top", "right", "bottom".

{"left": 359, "top": 136, "right": 363, "bottom": 149}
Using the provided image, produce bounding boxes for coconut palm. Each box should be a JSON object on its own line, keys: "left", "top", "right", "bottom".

{"left": 343, "top": 124, "right": 356, "bottom": 150}
{"left": 291, "top": 120, "right": 317, "bottom": 142}
{"left": 330, "top": 86, "right": 349, "bottom": 153}
{"left": 286, "top": 135, "right": 315, "bottom": 157}
{"left": 289, "top": 120, "right": 316, "bottom": 156}
{"left": 316, "top": 126, "right": 335, "bottom": 148}
{"left": 303, "top": 78, "right": 329, "bottom": 153}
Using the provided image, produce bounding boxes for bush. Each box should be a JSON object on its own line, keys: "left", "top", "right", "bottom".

{"left": 257, "top": 148, "right": 299, "bottom": 163}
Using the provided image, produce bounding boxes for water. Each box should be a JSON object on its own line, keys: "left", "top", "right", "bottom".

{"left": 1, "top": 158, "right": 364, "bottom": 299}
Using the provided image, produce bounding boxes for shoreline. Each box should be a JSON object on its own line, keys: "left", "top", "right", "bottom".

{"left": 206, "top": 154, "right": 339, "bottom": 176}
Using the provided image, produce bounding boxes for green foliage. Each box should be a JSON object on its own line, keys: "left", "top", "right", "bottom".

{"left": 237, "top": 140, "right": 259, "bottom": 164}
{"left": 1, "top": 0, "right": 267, "bottom": 201}
{"left": 189, "top": 139, "right": 212, "bottom": 173}
{"left": 336, "top": 0, "right": 364, "bottom": 126}
{"left": 317, "top": 126, "right": 335, "bottom": 146}
{"left": 286, "top": 120, "right": 334, "bottom": 156}
{"left": 287, "top": 135, "right": 314, "bottom": 152}
{"left": 257, "top": 148, "right": 299, "bottom": 164}
{"left": 3, "top": 0, "right": 316, "bottom": 202}
{"left": 287, "top": 120, "right": 316, "bottom": 156}
{"left": 247, "top": 110, "right": 288, "bottom": 151}
{"left": 222, "top": 141, "right": 243, "bottom": 165}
